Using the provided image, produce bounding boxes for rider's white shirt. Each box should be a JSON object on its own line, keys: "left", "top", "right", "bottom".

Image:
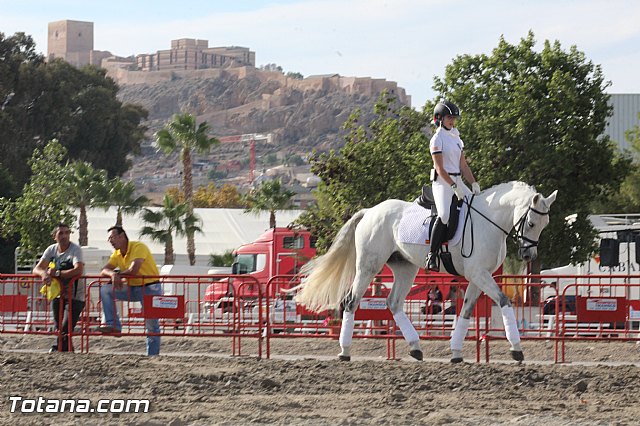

{"left": 429, "top": 126, "right": 463, "bottom": 174}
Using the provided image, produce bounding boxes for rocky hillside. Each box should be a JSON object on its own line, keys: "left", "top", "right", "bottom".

{"left": 118, "top": 68, "right": 409, "bottom": 148}
{"left": 114, "top": 66, "right": 408, "bottom": 194}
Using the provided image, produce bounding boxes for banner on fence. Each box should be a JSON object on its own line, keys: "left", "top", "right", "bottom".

{"left": 143, "top": 295, "right": 185, "bottom": 319}
{"left": 576, "top": 296, "right": 626, "bottom": 322}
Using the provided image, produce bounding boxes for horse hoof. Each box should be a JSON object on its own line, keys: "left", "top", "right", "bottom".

{"left": 511, "top": 350, "right": 524, "bottom": 362}
{"left": 450, "top": 357, "right": 463, "bottom": 364}
{"left": 409, "top": 350, "right": 423, "bottom": 361}
{"left": 338, "top": 355, "right": 351, "bottom": 362}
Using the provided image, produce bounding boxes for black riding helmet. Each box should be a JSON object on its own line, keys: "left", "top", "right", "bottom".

{"left": 433, "top": 100, "right": 460, "bottom": 126}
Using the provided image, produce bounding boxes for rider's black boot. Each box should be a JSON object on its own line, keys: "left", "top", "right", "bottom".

{"left": 426, "top": 218, "right": 447, "bottom": 272}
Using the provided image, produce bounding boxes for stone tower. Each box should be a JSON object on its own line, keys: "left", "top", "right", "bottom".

{"left": 47, "top": 20, "right": 94, "bottom": 67}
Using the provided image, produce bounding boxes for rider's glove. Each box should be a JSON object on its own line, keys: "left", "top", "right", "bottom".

{"left": 451, "top": 183, "right": 465, "bottom": 200}
{"left": 472, "top": 182, "right": 481, "bottom": 195}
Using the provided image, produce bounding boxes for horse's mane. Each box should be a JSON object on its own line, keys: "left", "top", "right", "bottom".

{"left": 482, "top": 181, "right": 537, "bottom": 208}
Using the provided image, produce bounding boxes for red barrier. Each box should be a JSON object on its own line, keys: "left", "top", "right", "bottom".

{"left": 143, "top": 295, "right": 185, "bottom": 319}
{"left": 0, "top": 295, "right": 28, "bottom": 312}
{"left": 0, "top": 274, "right": 88, "bottom": 353}
{"left": 2, "top": 272, "right": 640, "bottom": 363}
{"left": 79, "top": 274, "right": 262, "bottom": 356}
{"left": 264, "top": 274, "right": 475, "bottom": 360}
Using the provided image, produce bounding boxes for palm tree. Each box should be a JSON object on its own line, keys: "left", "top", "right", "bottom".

{"left": 139, "top": 194, "right": 202, "bottom": 265}
{"left": 94, "top": 177, "right": 149, "bottom": 227}
{"left": 67, "top": 161, "right": 107, "bottom": 246}
{"left": 243, "top": 178, "right": 296, "bottom": 228}
{"left": 155, "top": 112, "right": 218, "bottom": 265}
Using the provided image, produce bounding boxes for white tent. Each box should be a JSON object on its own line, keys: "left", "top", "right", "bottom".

{"left": 79, "top": 207, "right": 305, "bottom": 267}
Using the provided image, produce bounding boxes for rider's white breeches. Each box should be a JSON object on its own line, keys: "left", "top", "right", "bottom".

{"left": 432, "top": 176, "right": 460, "bottom": 225}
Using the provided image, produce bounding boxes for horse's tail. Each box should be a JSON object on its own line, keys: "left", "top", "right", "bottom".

{"left": 294, "top": 209, "right": 368, "bottom": 312}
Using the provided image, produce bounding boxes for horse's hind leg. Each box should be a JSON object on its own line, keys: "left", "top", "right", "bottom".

{"left": 450, "top": 283, "right": 481, "bottom": 363}
{"left": 386, "top": 261, "right": 422, "bottom": 361}
{"left": 338, "top": 269, "right": 379, "bottom": 361}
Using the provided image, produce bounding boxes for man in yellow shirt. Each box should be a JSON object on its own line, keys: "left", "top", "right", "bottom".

{"left": 99, "top": 226, "right": 163, "bottom": 355}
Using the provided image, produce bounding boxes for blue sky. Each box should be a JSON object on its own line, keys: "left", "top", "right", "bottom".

{"left": 1, "top": 0, "right": 638, "bottom": 108}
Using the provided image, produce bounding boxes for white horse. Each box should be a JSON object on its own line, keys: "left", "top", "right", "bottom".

{"left": 295, "top": 181, "right": 558, "bottom": 362}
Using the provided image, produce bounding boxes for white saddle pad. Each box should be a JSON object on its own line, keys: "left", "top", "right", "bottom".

{"left": 397, "top": 202, "right": 466, "bottom": 247}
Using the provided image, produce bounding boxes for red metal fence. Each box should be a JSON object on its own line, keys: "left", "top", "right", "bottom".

{"left": 2, "top": 273, "right": 640, "bottom": 363}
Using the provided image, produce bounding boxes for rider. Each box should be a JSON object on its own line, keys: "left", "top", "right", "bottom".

{"left": 425, "top": 100, "right": 481, "bottom": 271}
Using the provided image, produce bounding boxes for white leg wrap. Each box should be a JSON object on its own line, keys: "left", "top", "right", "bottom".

{"left": 450, "top": 316, "right": 470, "bottom": 352}
{"left": 501, "top": 305, "right": 521, "bottom": 349}
{"left": 392, "top": 310, "right": 419, "bottom": 344}
{"left": 339, "top": 311, "right": 356, "bottom": 348}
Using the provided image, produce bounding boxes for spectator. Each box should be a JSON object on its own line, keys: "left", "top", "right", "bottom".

{"left": 444, "top": 283, "right": 465, "bottom": 315}
{"left": 426, "top": 287, "right": 443, "bottom": 315}
{"left": 33, "top": 223, "right": 84, "bottom": 353}
{"left": 99, "top": 226, "right": 163, "bottom": 356}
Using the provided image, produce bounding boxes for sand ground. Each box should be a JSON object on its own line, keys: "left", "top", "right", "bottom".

{"left": 1, "top": 334, "right": 640, "bottom": 425}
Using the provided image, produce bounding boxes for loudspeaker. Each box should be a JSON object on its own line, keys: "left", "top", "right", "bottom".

{"left": 599, "top": 238, "right": 619, "bottom": 267}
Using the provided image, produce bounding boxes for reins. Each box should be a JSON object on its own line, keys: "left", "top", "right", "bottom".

{"left": 460, "top": 194, "right": 549, "bottom": 258}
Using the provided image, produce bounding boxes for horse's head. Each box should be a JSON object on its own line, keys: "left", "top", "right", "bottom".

{"left": 516, "top": 190, "right": 558, "bottom": 262}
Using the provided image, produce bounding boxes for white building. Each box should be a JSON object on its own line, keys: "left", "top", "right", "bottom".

{"left": 79, "top": 207, "right": 305, "bottom": 269}
{"left": 605, "top": 94, "right": 640, "bottom": 151}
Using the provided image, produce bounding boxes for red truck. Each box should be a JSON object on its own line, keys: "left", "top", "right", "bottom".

{"left": 203, "top": 227, "right": 316, "bottom": 312}
{"left": 203, "top": 227, "right": 466, "bottom": 314}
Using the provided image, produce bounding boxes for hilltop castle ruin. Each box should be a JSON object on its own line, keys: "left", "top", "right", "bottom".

{"left": 47, "top": 19, "right": 410, "bottom": 105}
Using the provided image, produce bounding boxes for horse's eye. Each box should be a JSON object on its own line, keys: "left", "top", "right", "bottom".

{"left": 528, "top": 222, "right": 535, "bottom": 228}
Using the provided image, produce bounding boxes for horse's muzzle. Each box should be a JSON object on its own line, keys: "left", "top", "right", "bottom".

{"left": 519, "top": 247, "right": 537, "bottom": 262}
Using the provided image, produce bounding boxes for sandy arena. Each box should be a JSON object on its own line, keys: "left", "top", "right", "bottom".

{"left": 1, "top": 334, "right": 640, "bottom": 425}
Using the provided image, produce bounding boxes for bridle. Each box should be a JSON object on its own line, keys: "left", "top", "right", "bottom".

{"left": 461, "top": 195, "right": 549, "bottom": 258}
{"left": 513, "top": 205, "right": 549, "bottom": 250}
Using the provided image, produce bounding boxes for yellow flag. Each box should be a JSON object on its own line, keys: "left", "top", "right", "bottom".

{"left": 39, "top": 262, "right": 61, "bottom": 301}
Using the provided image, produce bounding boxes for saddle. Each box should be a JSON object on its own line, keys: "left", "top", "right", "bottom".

{"left": 416, "top": 185, "right": 463, "bottom": 241}
{"left": 416, "top": 185, "right": 464, "bottom": 276}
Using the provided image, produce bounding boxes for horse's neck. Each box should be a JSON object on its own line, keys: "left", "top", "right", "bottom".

{"left": 481, "top": 185, "right": 533, "bottom": 231}
{"left": 481, "top": 202, "right": 515, "bottom": 234}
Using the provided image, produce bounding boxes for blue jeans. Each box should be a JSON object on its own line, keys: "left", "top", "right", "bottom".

{"left": 100, "top": 282, "right": 163, "bottom": 356}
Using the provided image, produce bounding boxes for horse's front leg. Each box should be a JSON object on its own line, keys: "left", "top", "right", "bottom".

{"left": 470, "top": 270, "right": 524, "bottom": 362}
{"left": 450, "top": 283, "right": 481, "bottom": 363}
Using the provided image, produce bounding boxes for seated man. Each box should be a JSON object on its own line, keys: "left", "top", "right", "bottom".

{"left": 33, "top": 223, "right": 85, "bottom": 353}
{"left": 99, "top": 226, "right": 163, "bottom": 356}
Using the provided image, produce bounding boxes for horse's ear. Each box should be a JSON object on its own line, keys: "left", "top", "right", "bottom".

{"left": 531, "top": 193, "right": 541, "bottom": 207}
{"left": 544, "top": 190, "right": 558, "bottom": 207}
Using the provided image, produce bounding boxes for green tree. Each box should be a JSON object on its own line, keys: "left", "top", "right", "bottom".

{"left": 67, "top": 161, "right": 107, "bottom": 246}
{"left": 297, "top": 92, "right": 430, "bottom": 251}
{"left": 209, "top": 250, "right": 235, "bottom": 267}
{"left": 0, "top": 32, "right": 148, "bottom": 189}
{"left": 94, "top": 177, "right": 149, "bottom": 227}
{"left": 243, "top": 178, "right": 296, "bottom": 229}
{"left": 429, "top": 32, "right": 630, "bottom": 269}
{"left": 139, "top": 194, "right": 202, "bottom": 265}
{"left": 594, "top": 112, "right": 640, "bottom": 213}
{"left": 0, "top": 140, "right": 75, "bottom": 259}
{"left": 0, "top": 32, "right": 44, "bottom": 189}
{"left": 286, "top": 71, "right": 304, "bottom": 80}
{"left": 284, "top": 153, "right": 305, "bottom": 167}
{"left": 155, "top": 112, "right": 219, "bottom": 265}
